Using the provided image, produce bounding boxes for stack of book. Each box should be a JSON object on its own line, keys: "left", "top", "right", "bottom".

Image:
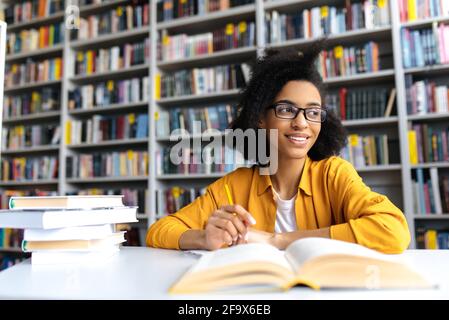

{"left": 0, "top": 195, "right": 137, "bottom": 265}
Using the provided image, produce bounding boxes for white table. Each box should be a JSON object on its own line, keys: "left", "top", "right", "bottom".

{"left": 0, "top": 247, "right": 448, "bottom": 299}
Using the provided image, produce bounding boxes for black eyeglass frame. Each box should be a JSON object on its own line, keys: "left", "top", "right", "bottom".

{"left": 267, "top": 102, "right": 327, "bottom": 123}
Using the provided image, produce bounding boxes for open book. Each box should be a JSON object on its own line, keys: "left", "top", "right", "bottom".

{"left": 170, "top": 238, "right": 433, "bottom": 294}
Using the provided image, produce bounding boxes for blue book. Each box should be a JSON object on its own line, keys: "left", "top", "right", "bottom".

{"left": 401, "top": 28, "right": 411, "bottom": 68}
{"left": 416, "top": 169, "right": 427, "bottom": 214}
{"left": 414, "top": 30, "right": 425, "bottom": 67}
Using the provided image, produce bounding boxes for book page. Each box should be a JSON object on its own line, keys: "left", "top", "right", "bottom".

{"left": 189, "top": 243, "right": 293, "bottom": 274}
{"left": 285, "top": 238, "right": 398, "bottom": 272}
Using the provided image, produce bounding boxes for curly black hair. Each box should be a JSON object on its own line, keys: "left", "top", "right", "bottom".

{"left": 230, "top": 40, "right": 347, "bottom": 162}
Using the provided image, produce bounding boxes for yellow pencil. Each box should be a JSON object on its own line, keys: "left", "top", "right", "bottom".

{"left": 224, "top": 184, "right": 234, "bottom": 205}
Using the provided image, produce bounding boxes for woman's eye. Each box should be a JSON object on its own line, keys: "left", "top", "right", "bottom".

{"left": 280, "top": 106, "right": 293, "bottom": 113}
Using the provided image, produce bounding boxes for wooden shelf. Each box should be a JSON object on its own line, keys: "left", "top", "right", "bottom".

{"left": 70, "top": 64, "right": 150, "bottom": 84}
{"left": 6, "top": 44, "right": 64, "bottom": 62}
{"left": 157, "top": 173, "right": 227, "bottom": 180}
{"left": 0, "top": 180, "right": 58, "bottom": 186}
{"left": 67, "top": 176, "right": 148, "bottom": 183}
{"left": 343, "top": 117, "right": 398, "bottom": 127}
{"left": 156, "top": 131, "right": 225, "bottom": 142}
{"left": 2, "top": 145, "right": 59, "bottom": 155}
{"left": 157, "top": 46, "right": 257, "bottom": 71}
{"left": 157, "top": 3, "right": 255, "bottom": 33}
{"left": 69, "top": 101, "right": 149, "bottom": 116}
{"left": 404, "top": 64, "right": 449, "bottom": 76}
{"left": 3, "top": 111, "right": 61, "bottom": 124}
{"left": 70, "top": 26, "right": 149, "bottom": 50}
{"left": 401, "top": 15, "right": 449, "bottom": 29}
{"left": 6, "top": 11, "right": 65, "bottom": 32}
{"left": 4, "top": 80, "right": 61, "bottom": 94}
{"left": 79, "top": 0, "right": 130, "bottom": 16}
{"left": 354, "top": 164, "right": 402, "bottom": 172}
{"left": 414, "top": 215, "right": 449, "bottom": 220}
{"left": 157, "top": 89, "right": 241, "bottom": 106}
{"left": 68, "top": 138, "right": 148, "bottom": 149}
{"left": 268, "top": 26, "right": 391, "bottom": 49}
{"left": 323, "top": 69, "right": 395, "bottom": 86}
{"left": 411, "top": 162, "right": 449, "bottom": 169}
{"left": 407, "top": 113, "right": 449, "bottom": 121}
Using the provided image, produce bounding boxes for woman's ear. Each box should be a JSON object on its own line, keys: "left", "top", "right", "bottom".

{"left": 258, "top": 118, "right": 266, "bottom": 129}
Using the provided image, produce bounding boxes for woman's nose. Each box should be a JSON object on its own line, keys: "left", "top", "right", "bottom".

{"left": 291, "top": 111, "right": 308, "bottom": 128}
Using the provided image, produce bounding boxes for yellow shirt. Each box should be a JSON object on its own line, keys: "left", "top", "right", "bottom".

{"left": 146, "top": 156, "right": 411, "bottom": 253}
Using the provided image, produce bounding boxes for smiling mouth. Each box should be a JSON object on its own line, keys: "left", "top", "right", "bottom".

{"left": 285, "top": 135, "right": 309, "bottom": 142}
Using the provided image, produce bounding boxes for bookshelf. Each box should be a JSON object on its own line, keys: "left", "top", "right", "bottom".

{"left": 0, "top": 0, "right": 448, "bottom": 254}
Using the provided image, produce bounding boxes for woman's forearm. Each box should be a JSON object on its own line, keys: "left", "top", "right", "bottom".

{"left": 178, "top": 229, "right": 207, "bottom": 250}
{"left": 274, "top": 227, "right": 330, "bottom": 250}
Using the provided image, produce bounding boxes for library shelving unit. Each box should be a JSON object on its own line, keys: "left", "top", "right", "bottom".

{"left": 393, "top": 3, "right": 449, "bottom": 249}
{"left": 1, "top": 0, "right": 448, "bottom": 254}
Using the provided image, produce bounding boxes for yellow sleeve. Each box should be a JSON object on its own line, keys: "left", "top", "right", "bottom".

{"left": 328, "top": 158, "right": 411, "bottom": 254}
{"left": 146, "top": 186, "right": 219, "bottom": 249}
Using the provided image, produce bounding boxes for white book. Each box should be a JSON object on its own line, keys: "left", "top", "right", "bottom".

{"left": 31, "top": 247, "right": 119, "bottom": 265}
{"left": 0, "top": 207, "right": 137, "bottom": 229}
{"left": 23, "top": 232, "right": 126, "bottom": 252}
{"left": 430, "top": 167, "right": 443, "bottom": 214}
{"left": 24, "top": 224, "right": 115, "bottom": 241}
{"left": 9, "top": 195, "right": 125, "bottom": 209}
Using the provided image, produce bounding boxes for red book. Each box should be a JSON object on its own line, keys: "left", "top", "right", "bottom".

{"left": 339, "top": 88, "right": 347, "bottom": 120}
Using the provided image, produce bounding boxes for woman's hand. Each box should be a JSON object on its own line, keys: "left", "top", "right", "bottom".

{"left": 246, "top": 229, "right": 278, "bottom": 247}
{"left": 204, "top": 205, "right": 256, "bottom": 250}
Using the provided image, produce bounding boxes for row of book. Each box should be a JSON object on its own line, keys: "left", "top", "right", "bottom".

{"left": 66, "top": 114, "right": 149, "bottom": 145}
{"left": 72, "top": 3, "right": 150, "bottom": 41}
{"left": 0, "top": 195, "right": 137, "bottom": 265}
{"left": 66, "top": 151, "right": 149, "bottom": 179}
{"left": 401, "top": 23, "right": 449, "bottom": 68}
{"left": 156, "top": 186, "right": 205, "bottom": 216}
{"left": 317, "top": 41, "right": 382, "bottom": 79}
{"left": 1, "top": 156, "right": 59, "bottom": 181}
{"left": 412, "top": 168, "right": 449, "bottom": 215}
{"left": 0, "top": 188, "right": 146, "bottom": 213}
{"left": 340, "top": 134, "right": 392, "bottom": 168}
{"left": 265, "top": 1, "right": 390, "bottom": 44}
{"left": 2, "top": 124, "right": 60, "bottom": 150}
{"left": 156, "top": 104, "right": 236, "bottom": 138}
{"left": 416, "top": 228, "right": 449, "bottom": 249}
{"left": 0, "top": 229, "right": 23, "bottom": 249}
{"left": 3, "top": 0, "right": 64, "bottom": 25}
{"left": 156, "top": 145, "right": 255, "bottom": 175}
{"left": 3, "top": 88, "right": 60, "bottom": 119}
{"left": 7, "top": 22, "right": 65, "bottom": 55}
{"left": 5, "top": 58, "right": 63, "bottom": 87}
{"left": 159, "top": 21, "right": 255, "bottom": 61}
{"left": 67, "top": 188, "right": 147, "bottom": 213}
{"left": 0, "top": 256, "right": 27, "bottom": 272}
{"left": 157, "top": 63, "right": 249, "bottom": 98}
{"left": 156, "top": 0, "right": 254, "bottom": 22}
{"left": 408, "top": 124, "right": 449, "bottom": 164}
{"left": 68, "top": 77, "right": 149, "bottom": 110}
{"left": 75, "top": 39, "right": 150, "bottom": 75}
{"left": 0, "top": 190, "right": 57, "bottom": 209}
{"left": 326, "top": 87, "right": 396, "bottom": 121}
{"left": 399, "top": 0, "right": 449, "bottom": 23}
{"left": 405, "top": 76, "right": 449, "bottom": 115}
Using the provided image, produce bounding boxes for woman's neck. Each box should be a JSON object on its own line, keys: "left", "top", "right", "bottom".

{"left": 270, "top": 156, "right": 306, "bottom": 200}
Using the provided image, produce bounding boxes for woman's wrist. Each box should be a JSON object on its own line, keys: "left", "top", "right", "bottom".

{"left": 179, "top": 229, "right": 207, "bottom": 250}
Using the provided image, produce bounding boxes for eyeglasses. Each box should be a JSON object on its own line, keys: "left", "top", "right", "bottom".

{"left": 268, "top": 103, "right": 327, "bottom": 123}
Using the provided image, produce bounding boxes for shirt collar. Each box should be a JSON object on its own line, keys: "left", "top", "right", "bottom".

{"left": 257, "top": 156, "right": 312, "bottom": 196}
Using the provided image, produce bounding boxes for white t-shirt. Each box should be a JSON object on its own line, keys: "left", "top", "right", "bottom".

{"left": 272, "top": 188, "right": 298, "bottom": 233}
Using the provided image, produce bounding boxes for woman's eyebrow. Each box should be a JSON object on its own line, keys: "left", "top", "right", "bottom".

{"left": 274, "top": 99, "right": 322, "bottom": 107}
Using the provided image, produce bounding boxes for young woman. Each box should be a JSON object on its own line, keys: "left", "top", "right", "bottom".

{"left": 147, "top": 43, "right": 411, "bottom": 254}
